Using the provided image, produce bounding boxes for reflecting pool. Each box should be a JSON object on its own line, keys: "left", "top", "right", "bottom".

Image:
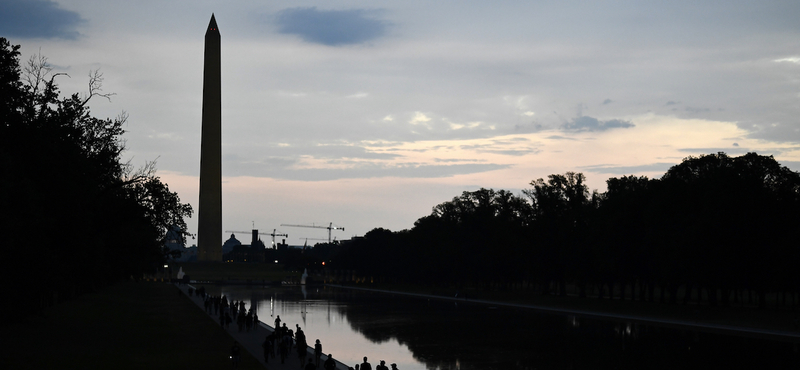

{"left": 199, "top": 285, "right": 799, "bottom": 369}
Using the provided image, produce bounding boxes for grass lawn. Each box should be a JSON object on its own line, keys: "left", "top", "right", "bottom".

{"left": 175, "top": 261, "right": 298, "bottom": 282}
{"left": 2, "top": 281, "right": 263, "bottom": 369}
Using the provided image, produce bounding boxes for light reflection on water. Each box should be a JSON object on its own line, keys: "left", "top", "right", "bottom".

{"left": 199, "top": 284, "right": 799, "bottom": 370}
{"left": 205, "top": 285, "right": 425, "bottom": 370}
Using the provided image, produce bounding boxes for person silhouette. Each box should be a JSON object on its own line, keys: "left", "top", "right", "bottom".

{"left": 314, "top": 339, "right": 323, "bottom": 367}
{"left": 361, "top": 356, "right": 372, "bottom": 370}
{"left": 304, "top": 357, "right": 316, "bottom": 370}
{"left": 324, "top": 354, "right": 337, "bottom": 370}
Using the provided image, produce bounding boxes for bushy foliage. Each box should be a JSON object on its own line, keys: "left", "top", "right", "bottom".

{"left": 0, "top": 38, "right": 192, "bottom": 308}
{"left": 334, "top": 152, "right": 800, "bottom": 307}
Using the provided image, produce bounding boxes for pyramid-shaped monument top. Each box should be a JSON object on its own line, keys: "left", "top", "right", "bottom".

{"left": 207, "top": 14, "right": 219, "bottom": 33}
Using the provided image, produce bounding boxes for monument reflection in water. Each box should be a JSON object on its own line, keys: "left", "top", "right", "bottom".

{"left": 202, "top": 285, "right": 799, "bottom": 369}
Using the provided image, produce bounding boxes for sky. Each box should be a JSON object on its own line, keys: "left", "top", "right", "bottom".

{"left": 3, "top": 0, "right": 800, "bottom": 245}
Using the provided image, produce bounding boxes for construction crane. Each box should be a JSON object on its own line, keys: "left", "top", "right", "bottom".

{"left": 224, "top": 228, "right": 288, "bottom": 249}
{"left": 281, "top": 222, "right": 344, "bottom": 243}
{"left": 297, "top": 236, "right": 339, "bottom": 251}
{"left": 299, "top": 236, "right": 334, "bottom": 244}
{"left": 300, "top": 237, "right": 332, "bottom": 242}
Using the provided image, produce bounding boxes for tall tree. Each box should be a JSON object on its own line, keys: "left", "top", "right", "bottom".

{"left": 659, "top": 152, "right": 800, "bottom": 307}
{"left": 0, "top": 38, "right": 192, "bottom": 311}
{"left": 523, "top": 172, "right": 598, "bottom": 296}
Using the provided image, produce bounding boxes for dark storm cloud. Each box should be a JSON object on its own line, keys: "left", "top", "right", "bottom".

{"left": 562, "top": 116, "right": 634, "bottom": 132}
{"left": 580, "top": 163, "right": 675, "bottom": 175}
{"left": 275, "top": 7, "right": 388, "bottom": 46}
{"left": 0, "top": 0, "right": 84, "bottom": 39}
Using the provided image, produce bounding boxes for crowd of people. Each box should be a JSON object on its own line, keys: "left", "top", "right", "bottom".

{"left": 258, "top": 315, "right": 327, "bottom": 368}
{"left": 190, "top": 286, "right": 400, "bottom": 369}
{"left": 352, "top": 357, "right": 399, "bottom": 370}
{"left": 260, "top": 316, "right": 401, "bottom": 370}
{"left": 197, "top": 290, "right": 260, "bottom": 333}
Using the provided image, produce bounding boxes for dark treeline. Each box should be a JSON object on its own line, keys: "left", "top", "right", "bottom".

{"left": 331, "top": 152, "right": 800, "bottom": 308}
{"left": 0, "top": 38, "right": 192, "bottom": 311}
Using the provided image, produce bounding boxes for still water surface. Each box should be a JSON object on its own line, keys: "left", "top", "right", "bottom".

{"left": 201, "top": 285, "right": 799, "bottom": 369}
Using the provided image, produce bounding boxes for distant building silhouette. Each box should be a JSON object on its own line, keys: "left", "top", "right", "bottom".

{"left": 223, "top": 233, "right": 268, "bottom": 262}
{"left": 223, "top": 233, "right": 242, "bottom": 255}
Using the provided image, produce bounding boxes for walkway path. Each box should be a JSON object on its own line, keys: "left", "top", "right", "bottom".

{"left": 177, "top": 283, "right": 350, "bottom": 370}
{"left": 328, "top": 284, "right": 800, "bottom": 341}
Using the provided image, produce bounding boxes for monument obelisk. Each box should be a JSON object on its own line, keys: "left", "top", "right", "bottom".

{"left": 198, "top": 14, "right": 222, "bottom": 261}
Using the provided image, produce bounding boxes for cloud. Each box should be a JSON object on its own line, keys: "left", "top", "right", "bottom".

{"left": 264, "top": 143, "right": 402, "bottom": 160}
{"left": 226, "top": 162, "right": 510, "bottom": 181}
{"left": 0, "top": 0, "right": 84, "bottom": 39}
{"left": 476, "top": 148, "right": 539, "bottom": 156}
{"left": 685, "top": 106, "right": 710, "bottom": 113}
{"left": 774, "top": 57, "right": 800, "bottom": 64}
{"left": 409, "top": 112, "right": 431, "bottom": 126}
{"left": 222, "top": 143, "right": 408, "bottom": 177}
{"left": 545, "top": 135, "right": 579, "bottom": 141}
{"left": 346, "top": 92, "right": 369, "bottom": 98}
{"left": 448, "top": 121, "right": 482, "bottom": 130}
{"left": 602, "top": 99, "right": 613, "bottom": 105}
{"left": 457, "top": 138, "right": 539, "bottom": 156}
{"left": 580, "top": 163, "right": 675, "bottom": 175}
{"left": 677, "top": 147, "right": 751, "bottom": 155}
{"left": 666, "top": 101, "right": 680, "bottom": 106}
{"left": 562, "top": 116, "right": 634, "bottom": 132}
{"left": 275, "top": 7, "right": 388, "bottom": 46}
{"left": 513, "top": 123, "right": 543, "bottom": 133}
{"left": 434, "top": 158, "right": 486, "bottom": 163}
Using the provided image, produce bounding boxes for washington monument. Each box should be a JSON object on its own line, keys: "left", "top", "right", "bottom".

{"left": 197, "top": 14, "right": 222, "bottom": 261}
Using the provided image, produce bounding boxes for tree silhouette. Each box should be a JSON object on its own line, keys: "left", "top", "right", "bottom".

{"left": 0, "top": 38, "right": 192, "bottom": 311}
{"left": 329, "top": 153, "right": 800, "bottom": 312}
{"left": 524, "top": 172, "right": 597, "bottom": 296}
